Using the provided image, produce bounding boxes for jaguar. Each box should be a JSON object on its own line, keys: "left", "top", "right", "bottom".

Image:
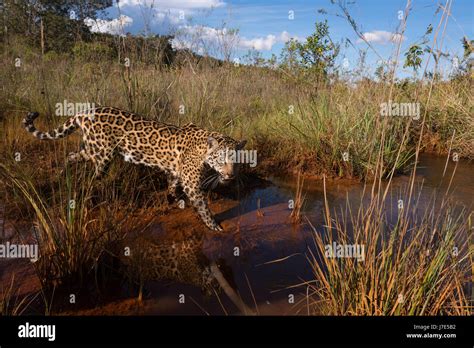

{"left": 22, "top": 107, "right": 247, "bottom": 231}
{"left": 125, "top": 233, "right": 255, "bottom": 313}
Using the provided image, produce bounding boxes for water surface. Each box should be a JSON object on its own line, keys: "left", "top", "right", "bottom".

{"left": 127, "top": 153, "right": 472, "bottom": 315}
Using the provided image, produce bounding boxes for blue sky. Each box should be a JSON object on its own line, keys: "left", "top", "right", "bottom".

{"left": 86, "top": 0, "right": 474, "bottom": 78}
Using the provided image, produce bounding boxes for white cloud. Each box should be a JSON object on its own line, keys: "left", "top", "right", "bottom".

{"left": 84, "top": 0, "right": 302, "bottom": 53}
{"left": 240, "top": 30, "right": 300, "bottom": 51}
{"left": 172, "top": 26, "right": 299, "bottom": 52}
{"left": 112, "top": 0, "right": 226, "bottom": 33}
{"left": 153, "top": 10, "right": 182, "bottom": 25}
{"left": 240, "top": 35, "right": 277, "bottom": 50}
{"left": 279, "top": 31, "right": 292, "bottom": 42}
{"left": 118, "top": 0, "right": 225, "bottom": 10}
{"left": 171, "top": 25, "right": 218, "bottom": 53}
{"left": 87, "top": 0, "right": 295, "bottom": 54}
{"left": 172, "top": 25, "right": 224, "bottom": 42}
{"left": 279, "top": 30, "right": 300, "bottom": 42}
{"left": 84, "top": 15, "right": 133, "bottom": 36}
{"left": 357, "top": 30, "right": 405, "bottom": 45}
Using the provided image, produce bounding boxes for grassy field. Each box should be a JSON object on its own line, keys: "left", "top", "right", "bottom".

{"left": 1, "top": 37, "right": 473, "bottom": 181}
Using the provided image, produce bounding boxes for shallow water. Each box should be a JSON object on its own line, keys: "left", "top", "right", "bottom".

{"left": 124, "top": 153, "right": 472, "bottom": 316}
{"left": 3, "top": 154, "right": 471, "bottom": 315}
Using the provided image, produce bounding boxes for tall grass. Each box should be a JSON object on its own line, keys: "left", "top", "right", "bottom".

{"left": 2, "top": 163, "right": 104, "bottom": 286}
{"left": 299, "top": 175, "right": 472, "bottom": 315}
{"left": 290, "top": 171, "right": 305, "bottom": 224}
{"left": 0, "top": 155, "right": 161, "bottom": 297}
{"left": 1, "top": 37, "right": 472, "bottom": 180}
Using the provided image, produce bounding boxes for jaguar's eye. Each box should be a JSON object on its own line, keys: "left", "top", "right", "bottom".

{"left": 218, "top": 154, "right": 226, "bottom": 164}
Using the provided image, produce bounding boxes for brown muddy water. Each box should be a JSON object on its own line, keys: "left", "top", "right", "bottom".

{"left": 1, "top": 154, "right": 472, "bottom": 315}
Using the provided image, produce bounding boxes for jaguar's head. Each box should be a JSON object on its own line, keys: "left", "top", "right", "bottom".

{"left": 205, "top": 136, "right": 247, "bottom": 185}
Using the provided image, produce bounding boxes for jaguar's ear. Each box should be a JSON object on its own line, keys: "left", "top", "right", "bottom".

{"left": 237, "top": 140, "right": 247, "bottom": 150}
{"left": 207, "top": 136, "right": 219, "bottom": 153}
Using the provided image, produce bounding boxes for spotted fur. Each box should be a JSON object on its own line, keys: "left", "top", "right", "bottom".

{"left": 136, "top": 234, "right": 220, "bottom": 296}
{"left": 22, "top": 107, "right": 246, "bottom": 231}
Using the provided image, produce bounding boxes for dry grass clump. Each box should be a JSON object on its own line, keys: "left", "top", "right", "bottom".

{"left": 297, "top": 174, "right": 472, "bottom": 315}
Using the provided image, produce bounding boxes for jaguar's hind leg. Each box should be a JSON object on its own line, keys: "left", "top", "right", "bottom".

{"left": 92, "top": 155, "right": 112, "bottom": 179}
{"left": 67, "top": 149, "right": 90, "bottom": 164}
{"left": 61, "top": 149, "right": 90, "bottom": 175}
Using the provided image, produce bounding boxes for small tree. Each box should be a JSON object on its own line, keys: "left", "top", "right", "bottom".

{"left": 216, "top": 26, "right": 239, "bottom": 62}
{"left": 298, "top": 20, "right": 339, "bottom": 74}
{"left": 404, "top": 44, "right": 423, "bottom": 74}
{"left": 280, "top": 20, "right": 339, "bottom": 81}
{"left": 454, "top": 37, "right": 474, "bottom": 77}
{"left": 280, "top": 38, "right": 300, "bottom": 71}
{"left": 242, "top": 48, "right": 265, "bottom": 67}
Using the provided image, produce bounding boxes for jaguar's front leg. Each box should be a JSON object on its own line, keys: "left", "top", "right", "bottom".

{"left": 166, "top": 174, "right": 180, "bottom": 204}
{"left": 183, "top": 182, "right": 223, "bottom": 232}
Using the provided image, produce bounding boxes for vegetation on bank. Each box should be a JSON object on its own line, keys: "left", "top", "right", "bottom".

{"left": 1, "top": 46, "right": 472, "bottom": 179}
{"left": 1, "top": 0, "right": 473, "bottom": 180}
{"left": 300, "top": 177, "right": 472, "bottom": 315}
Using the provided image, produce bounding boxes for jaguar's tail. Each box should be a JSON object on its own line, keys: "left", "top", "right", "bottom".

{"left": 22, "top": 112, "right": 80, "bottom": 140}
